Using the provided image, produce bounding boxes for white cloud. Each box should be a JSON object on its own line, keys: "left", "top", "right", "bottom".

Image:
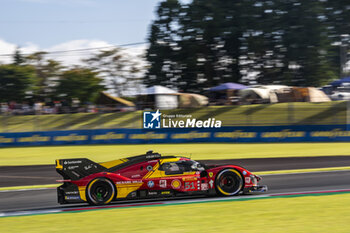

{"left": 0, "top": 39, "right": 16, "bottom": 64}
{"left": 0, "top": 38, "right": 40, "bottom": 64}
{"left": 0, "top": 38, "right": 147, "bottom": 67}
{"left": 45, "top": 39, "right": 114, "bottom": 65}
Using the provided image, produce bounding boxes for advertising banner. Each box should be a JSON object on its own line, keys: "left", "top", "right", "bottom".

{"left": 1, "top": 125, "right": 350, "bottom": 147}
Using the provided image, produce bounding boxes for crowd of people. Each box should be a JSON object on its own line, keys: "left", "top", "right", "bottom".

{"left": 0, "top": 99, "right": 99, "bottom": 115}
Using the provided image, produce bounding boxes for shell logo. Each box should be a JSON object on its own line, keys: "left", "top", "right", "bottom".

{"left": 171, "top": 179, "right": 181, "bottom": 189}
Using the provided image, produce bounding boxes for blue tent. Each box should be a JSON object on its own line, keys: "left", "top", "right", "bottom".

{"left": 209, "top": 82, "right": 247, "bottom": 91}
{"left": 330, "top": 77, "right": 350, "bottom": 87}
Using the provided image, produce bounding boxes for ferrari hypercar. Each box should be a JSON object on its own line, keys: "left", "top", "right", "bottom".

{"left": 56, "top": 151, "right": 267, "bottom": 205}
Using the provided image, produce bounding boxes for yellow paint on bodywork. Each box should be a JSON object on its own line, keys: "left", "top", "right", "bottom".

{"left": 145, "top": 158, "right": 196, "bottom": 178}
{"left": 78, "top": 186, "right": 87, "bottom": 201}
{"left": 55, "top": 160, "right": 63, "bottom": 170}
{"left": 143, "top": 158, "right": 181, "bottom": 179}
{"left": 99, "top": 159, "right": 128, "bottom": 169}
{"left": 116, "top": 183, "right": 143, "bottom": 198}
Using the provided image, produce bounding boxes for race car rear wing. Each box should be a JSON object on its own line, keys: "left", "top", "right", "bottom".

{"left": 56, "top": 158, "right": 106, "bottom": 180}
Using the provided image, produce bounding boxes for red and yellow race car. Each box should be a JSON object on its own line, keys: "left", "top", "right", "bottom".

{"left": 56, "top": 151, "right": 267, "bottom": 205}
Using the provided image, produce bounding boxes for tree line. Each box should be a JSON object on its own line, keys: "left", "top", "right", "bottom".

{"left": 145, "top": 0, "right": 350, "bottom": 92}
{"left": 0, "top": 48, "right": 142, "bottom": 103}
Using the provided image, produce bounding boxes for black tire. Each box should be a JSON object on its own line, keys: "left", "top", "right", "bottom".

{"left": 86, "top": 178, "right": 116, "bottom": 205}
{"left": 215, "top": 169, "right": 243, "bottom": 196}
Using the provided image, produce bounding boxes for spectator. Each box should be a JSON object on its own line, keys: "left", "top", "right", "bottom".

{"left": 34, "top": 101, "right": 43, "bottom": 115}
{"left": 0, "top": 102, "right": 9, "bottom": 115}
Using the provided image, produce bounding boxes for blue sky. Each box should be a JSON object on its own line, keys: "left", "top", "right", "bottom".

{"left": 0, "top": 0, "right": 163, "bottom": 64}
{"left": 0, "top": 0, "right": 160, "bottom": 47}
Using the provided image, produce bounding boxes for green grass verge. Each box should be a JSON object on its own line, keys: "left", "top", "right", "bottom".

{"left": 1, "top": 193, "right": 350, "bottom": 232}
{"left": 0, "top": 101, "right": 347, "bottom": 132}
{"left": 1, "top": 142, "right": 350, "bottom": 166}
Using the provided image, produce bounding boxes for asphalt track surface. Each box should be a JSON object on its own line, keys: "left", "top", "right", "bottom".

{"left": 2, "top": 155, "right": 350, "bottom": 187}
{"left": 1, "top": 170, "right": 350, "bottom": 214}
{"left": 1, "top": 155, "right": 350, "bottom": 214}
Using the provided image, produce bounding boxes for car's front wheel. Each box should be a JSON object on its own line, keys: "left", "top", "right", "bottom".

{"left": 86, "top": 178, "right": 116, "bottom": 205}
{"left": 215, "top": 169, "right": 243, "bottom": 196}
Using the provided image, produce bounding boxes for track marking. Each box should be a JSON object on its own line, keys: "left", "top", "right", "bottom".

{"left": 255, "top": 166, "right": 350, "bottom": 175}
{"left": 0, "top": 184, "right": 58, "bottom": 192}
{"left": 0, "top": 175, "right": 57, "bottom": 179}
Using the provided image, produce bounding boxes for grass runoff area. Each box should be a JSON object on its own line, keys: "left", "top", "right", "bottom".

{"left": 1, "top": 192, "right": 350, "bottom": 233}
{"left": 0, "top": 101, "right": 347, "bottom": 132}
{"left": 1, "top": 142, "right": 350, "bottom": 166}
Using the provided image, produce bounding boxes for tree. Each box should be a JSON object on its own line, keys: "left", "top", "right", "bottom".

{"left": 12, "top": 47, "right": 25, "bottom": 65}
{"left": 145, "top": 0, "right": 183, "bottom": 90}
{"left": 0, "top": 64, "right": 37, "bottom": 102}
{"left": 55, "top": 68, "right": 105, "bottom": 103}
{"left": 84, "top": 48, "right": 143, "bottom": 97}
{"left": 146, "top": 0, "right": 343, "bottom": 90}
{"left": 24, "top": 52, "right": 63, "bottom": 101}
{"left": 324, "top": 0, "right": 350, "bottom": 77}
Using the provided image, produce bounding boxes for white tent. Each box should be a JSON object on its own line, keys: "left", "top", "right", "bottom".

{"left": 239, "top": 88, "right": 279, "bottom": 103}
{"left": 141, "top": 85, "right": 177, "bottom": 95}
{"left": 139, "top": 85, "right": 178, "bottom": 110}
{"left": 306, "top": 87, "right": 331, "bottom": 102}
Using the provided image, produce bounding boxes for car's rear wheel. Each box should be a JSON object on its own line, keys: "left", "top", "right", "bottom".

{"left": 215, "top": 169, "right": 243, "bottom": 196}
{"left": 86, "top": 178, "right": 116, "bottom": 205}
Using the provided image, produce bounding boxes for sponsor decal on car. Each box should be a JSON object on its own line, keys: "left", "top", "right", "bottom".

{"left": 147, "top": 180, "right": 155, "bottom": 188}
{"left": 65, "top": 196, "right": 81, "bottom": 200}
{"left": 209, "top": 180, "right": 214, "bottom": 188}
{"left": 146, "top": 165, "right": 153, "bottom": 171}
{"left": 116, "top": 180, "right": 143, "bottom": 185}
{"left": 201, "top": 183, "right": 209, "bottom": 191}
{"left": 83, "top": 164, "right": 96, "bottom": 171}
{"left": 184, "top": 182, "right": 195, "bottom": 190}
{"left": 182, "top": 177, "right": 197, "bottom": 181}
{"left": 159, "top": 180, "right": 167, "bottom": 188}
{"left": 209, "top": 172, "right": 213, "bottom": 177}
{"left": 148, "top": 191, "right": 158, "bottom": 196}
{"left": 171, "top": 179, "right": 181, "bottom": 189}
{"left": 64, "top": 160, "right": 82, "bottom": 165}
{"left": 161, "top": 191, "right": 171, "bottom": 195}
{"left": 245, "top": 177, "right": 251, "bottom": 183}
{"left": 243, "top": 171, "right": 247, "bottom": 175}
{"left": 65, "top": 191, "right": 79, "bottom": 195}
